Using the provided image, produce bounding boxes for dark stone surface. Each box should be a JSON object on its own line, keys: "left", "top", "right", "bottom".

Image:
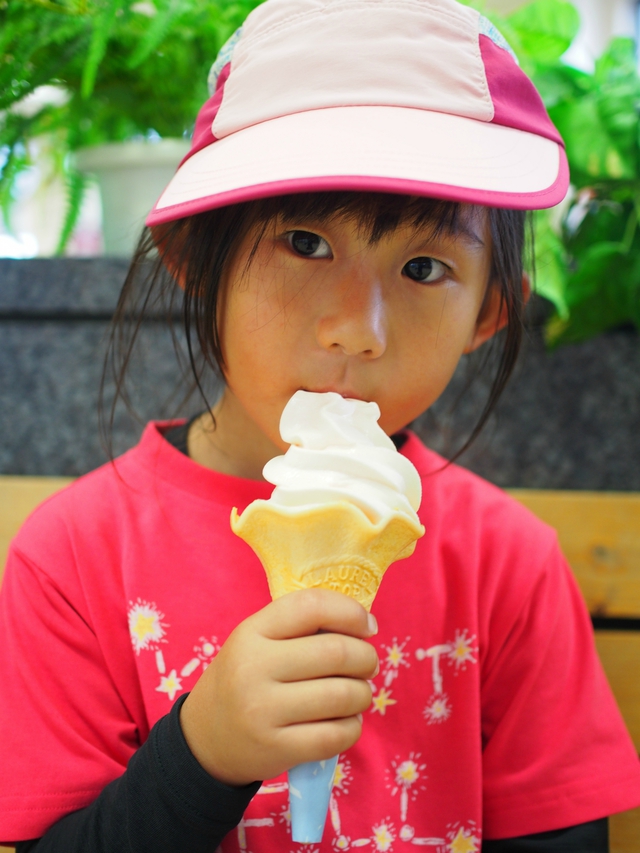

{"left": 1, "top": 258, "right": 639, "bottom": 487}
{"left": 0, "top": 259, "right": 216, "bottom": 476}
{"left": 0, "top": 258, "right": 129, "bottom": 313}
{"left": 412, "top": 328, "right": 640, "bottom": 490}
{"left": 0, "top": 319, "right": 213, "bottom": 475}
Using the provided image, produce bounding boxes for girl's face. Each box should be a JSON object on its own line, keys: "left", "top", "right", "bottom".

{"left": 210, "top": 207, "right": 501, "bottom": 478}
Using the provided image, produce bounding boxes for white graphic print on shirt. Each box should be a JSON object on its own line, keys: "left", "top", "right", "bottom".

{"left": 128, "top": 600, "right": 481, "bottom": 852}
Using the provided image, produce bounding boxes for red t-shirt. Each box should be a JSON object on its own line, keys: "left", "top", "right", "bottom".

{"left": 1, "top": 423, "right": 639, "bottom": 849}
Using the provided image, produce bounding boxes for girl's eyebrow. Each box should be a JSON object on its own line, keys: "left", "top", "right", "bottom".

{"left": 412, "top": 221, "right": 486, "bottom": 253}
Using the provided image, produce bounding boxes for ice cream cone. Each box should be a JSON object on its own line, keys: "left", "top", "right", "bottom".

{"left": 230, "top": 500, "right": 424, "bottom": 611}
{"left": 231, "top": 499, "right": 424, "bottom": 844}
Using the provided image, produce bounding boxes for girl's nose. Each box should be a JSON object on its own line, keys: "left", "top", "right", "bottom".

{"left": 315, "top": 274, "right": 387, "bottom": 358}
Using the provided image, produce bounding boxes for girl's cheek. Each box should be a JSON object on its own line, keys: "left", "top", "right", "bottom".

{"left": 407, "top": 290, "right": 459, "bottom": 343}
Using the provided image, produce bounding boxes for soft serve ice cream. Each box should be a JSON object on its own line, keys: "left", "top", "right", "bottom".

{"left": 263, "top": 390, "right": 422, "bottom": 526}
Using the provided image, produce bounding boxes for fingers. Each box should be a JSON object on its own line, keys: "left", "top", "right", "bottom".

{"left": 269, "top": 631, "right": 379, "bottom": 683}
{"left": 275, "top": 676, "right": 373, "bottom": 727}
{"left": 255, "top": 588, "right": 378, "bottom": 641}
{"left": 276, "top": 717, "right": 365, "bottom": 766}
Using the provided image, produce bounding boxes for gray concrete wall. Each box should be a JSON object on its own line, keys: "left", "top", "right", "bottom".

{"left": 1, "top": 259, "right": 638, "bottom": 488}
{"left": 413, "top": 327, "right": 640, "bottom": 490}
{"left": 0, "top": 259, "right": 214, "bottom": 475}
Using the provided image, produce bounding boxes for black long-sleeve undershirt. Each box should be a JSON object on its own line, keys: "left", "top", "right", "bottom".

{"left": 14, "top": 694, "right": 261, "bottom": 853}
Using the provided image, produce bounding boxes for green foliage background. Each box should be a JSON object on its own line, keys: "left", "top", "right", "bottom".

{"left": 1, "top": 0, "right": 264, "bottom": 251}
{"left": 463, "top": 0, "right": 640, "bottom": 345}
{"left": 2, "top": 0, "right": 640, "bottom": 344}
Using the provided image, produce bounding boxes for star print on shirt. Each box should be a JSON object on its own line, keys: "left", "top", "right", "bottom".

{"left": 156, "top": 669, "right": 182, "bottom": 700}
{"left": 372, "top": 818, "right": 396, "bottom": 851}
{"left": 371, "top": 687, "right": 397, "bottom": 715}
{"left": 127, "top": 599, "right": 167, "bottom": 653}
{"left": 448, "top": 826, "right": 480, "bottom": 853}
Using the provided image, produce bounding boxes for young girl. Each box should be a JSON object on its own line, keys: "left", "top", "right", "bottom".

{"left": 1, "top": 0, "right": 639, "bottom": 851}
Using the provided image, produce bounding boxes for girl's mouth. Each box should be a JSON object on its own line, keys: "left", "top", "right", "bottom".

{"left": 301, "top": 387, "right": 369, "bottom": 402}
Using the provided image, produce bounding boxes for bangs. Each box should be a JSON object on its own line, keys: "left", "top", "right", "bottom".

{"left": 245, "top": 191, "right": 470, "bottom": 246}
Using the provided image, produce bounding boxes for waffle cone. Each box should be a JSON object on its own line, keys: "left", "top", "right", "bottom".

{"left": 230, "top": 501, "right": 424, "bottom": 611}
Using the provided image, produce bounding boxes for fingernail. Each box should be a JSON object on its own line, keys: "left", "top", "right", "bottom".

{"left": 357, "top": 713, "right": 363, "bottom": 725}
{"left": 372, "top": 659, "right": 380, "bottom": 678}
{"left": 367, "top": 613, "right": 378, "bottom": 636}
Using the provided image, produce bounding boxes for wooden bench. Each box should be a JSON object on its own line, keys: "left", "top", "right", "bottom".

{"left": 509, "top": 490, "right": 640, "bottom": 853}
{"left": 1, "top": 479, "right": 639, "bottom": 852}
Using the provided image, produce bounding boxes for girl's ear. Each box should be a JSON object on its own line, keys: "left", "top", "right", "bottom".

{"left": 169, "top": 262, "right": 187, "bottom": 291}
{"left": 151, "top": 224, "right": 187, "bottom": 290}
{"left": 464, "top": 273, "right": 531, "bottom": 353}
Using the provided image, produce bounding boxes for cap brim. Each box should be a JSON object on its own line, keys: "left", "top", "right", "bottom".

{"left": 147, "top": 105, "right": 568, "bottom": 226}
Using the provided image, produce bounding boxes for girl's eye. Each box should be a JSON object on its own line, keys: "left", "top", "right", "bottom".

{"left": 402, "top": 256, "right": 447, "bottom": 284}
{"left": 286, "top": 230, "right": 332, "bottom": 258}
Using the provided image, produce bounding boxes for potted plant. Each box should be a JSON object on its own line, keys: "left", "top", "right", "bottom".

{"left": 1, "top": 0, "right": 264, "bottom": 254}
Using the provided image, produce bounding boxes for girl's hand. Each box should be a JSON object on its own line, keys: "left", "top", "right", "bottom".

{"left": 179, "top": 588, "right": 379, "bottom": 787}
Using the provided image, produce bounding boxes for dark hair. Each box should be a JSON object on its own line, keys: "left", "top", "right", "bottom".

{"left": 101, "top": 191, "right": 529, "bottom": 460}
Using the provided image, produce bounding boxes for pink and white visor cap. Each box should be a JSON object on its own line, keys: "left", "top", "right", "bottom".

{"left": 147, "top": 0, "right": 569, "bottom": 227}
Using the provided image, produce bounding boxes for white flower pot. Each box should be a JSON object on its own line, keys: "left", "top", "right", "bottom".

{"left": 75, "top": 139, "right": 190, "bottom": 257}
